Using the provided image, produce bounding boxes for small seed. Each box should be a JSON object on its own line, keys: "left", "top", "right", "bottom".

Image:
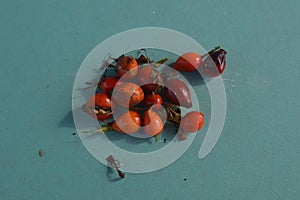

{"left": 39, "top": 149, "right": 43, "bottom": 157}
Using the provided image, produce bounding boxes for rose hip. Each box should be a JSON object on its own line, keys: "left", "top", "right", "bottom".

{"left": 143, "top": 109, "right": 164, "bottom": 136}
{"left": 82, "top": 93, "right": 113, "bottom": 121}
{"left": 180, "top": 111, "right": 204, "bottom": 132}
{"left": 99, "top": 77, "right": 119, "bottom": 93}
{"left": 112, "top": 111, "right": 141, "bottom": 134}
{"left": 141, "top": 93, "right": 163, "bottom": 110}
{"left": 173, "top": 52, "right": 202, "bottom": 72}
{"left": 116, "top": 56, "right": 139, "bottom": 80}
{"left": 201, "top": 48, "right": 227, "bottom": 77}
{"left": 164, "top": 78, "right": 192, "bottom": 108}
{"left": 112, "top": 82, "right": 144, "bottom": 108}
{"left": 138, "top": 65, "right": 162, "bottom": 93}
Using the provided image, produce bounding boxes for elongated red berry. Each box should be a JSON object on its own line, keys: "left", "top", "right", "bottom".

{"left": 180, "top": 111, "right": 204, "bottom": 132}
{"left": 173, "top": 52, "right": 202, "bottom": 72}
{"left": 164, "top": 78, "right": 192, "bottom": 108}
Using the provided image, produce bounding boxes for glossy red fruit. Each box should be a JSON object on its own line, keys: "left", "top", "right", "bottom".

{"left": 141, "top": 93, "right": 163, "bottom": 110}
{"left": 173, "top": 52, "right": 202, "bottom": 72}
{"left": 141, "top": 83, "right": 160, "bottom": 94}
{"left": 164, "top": 78, "right": 192, "bottom": 108}
{"left": 82, "top": 93, "right": 113, "bottom": 121}
{"left": 180, "top": 111, "right": 204, "bottom": 132}
{"left": 99, "top": 77, "right": 119, "bottom": 93}
{"left": 138, "top": 65, "right": 155, "bottom": 83}
{"left": 201, "top": 49, "right": 227, "bottom": 77}
{"left": 138, "top": 65, "right": 161, "bottom": 93}
{"left": 112, "top": 111, "right": 141, "bottom": 134}
{"left": 112, "top": 82, "right": 144, "bottom": 108}
{"left": 143, "top": 109, "right": 163, "bottom": 136}
{"left": 116, "top": 56, "right": 139, "bottom": 80}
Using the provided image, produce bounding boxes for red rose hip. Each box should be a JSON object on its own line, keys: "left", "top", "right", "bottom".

{"left": 99, "top": 77, "right": 119, "bottom": 93}
{"left": 141, "top": 93, "right": 163, "bottom": 110}
{"left": 164, "top": 78, "right": 192, "bottom": 108}
{"left": 82, "top": 93, "right": 113, "bottom": 121}
{"left": 173, "top": 52, "right": 202, "bottom": 72}
{"left": 201, "top": 49, "right": 227, "bottom": 77}
{"left": 180, "top": 111, "right": 204, "bottom": 132}
{"left": 112, "top": 82, "right": 144, "bottom": 108}
{"left": 143, "top": 109, "right": 164, "bottom": 136}
{"left": 112, "top": 111, "right": 141, "bottom": 134}
{"left": 116, "top": 56, "right": 139, "bottom": 80}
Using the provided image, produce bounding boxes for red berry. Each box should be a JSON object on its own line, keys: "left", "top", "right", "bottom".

{"left": 116, "top": 56, "right": 139, "bottom": 80}
{"left": 180, "top": 111, "right": 204, "bottom": 132}
{"left": 82, "top": 93, "right": 113, "bottom": 121}
{"left": 112, "top": 82, "right": 144, "bottom": 108}
{"left": 99, "top": 77, "right": 119, "bottom": 93}
{"left": 141, "top": 93, "right": 163, "bottom": 110}
{"left": 143, "top": 109, "right": 163, "bottom": 136}
{"left": 164, "top": 78, "right": 192, "bottom": 108}
{"left": 112, "top": 111, "right": 141, "bottom": 134}
{"left": 201, "top": 49, "right": 227, "bottom": 77}
{"left": 141, "top": 83, "right": 160, "bottom": 94}
{"left": 173, "top": 52, "right": 202, "bottom": 72}
{"left": 138, "top": 65, "right": 161, "bottom": 93}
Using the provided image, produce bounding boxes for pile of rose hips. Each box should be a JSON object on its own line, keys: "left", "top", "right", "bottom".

{"left": 82, "top": 47, "right": 226, "bottom": 140}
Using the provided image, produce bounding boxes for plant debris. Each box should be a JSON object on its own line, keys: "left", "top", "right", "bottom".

{"left": 39, "top": 149, "right": 43, "bottom": 157}
{"left": 106, "top": 155, "right": 125, "bottom": 179}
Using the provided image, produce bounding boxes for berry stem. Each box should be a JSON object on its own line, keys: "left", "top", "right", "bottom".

{"left": 201, "top": 46, "right": 221, "bottom": 58}
{"left": 154, "top": 57, "right": 169, "bottom": 67}
{"left": 95, "top": 125, "right": 112, "bottom": 133}
{"left": 106, "top": 155, "right": 125, "bottom": 179}
{"left": 154, "top": 135, "right": 158, "bottom": 142}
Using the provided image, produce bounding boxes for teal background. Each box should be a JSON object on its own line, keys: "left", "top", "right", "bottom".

{"left": 0, "top": 0, "right": 299, "bottom": 199}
